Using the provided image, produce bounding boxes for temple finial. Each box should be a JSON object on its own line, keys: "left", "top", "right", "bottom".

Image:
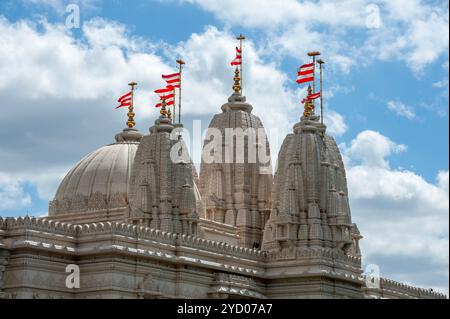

{"left": 127, "top": 82, "right": 137, "bottom": 128}
{"left": 233, "top": 67, "right": 241, "bottom": 94}
{"left": 160, "top": 98, "right": 168, "bottom": 118}
{"left": 303, "top": 85, "right": 315, "bottom": 118}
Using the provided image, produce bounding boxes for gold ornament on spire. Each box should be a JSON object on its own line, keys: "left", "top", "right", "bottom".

{"left": 233, "top": 67, "right": 241, "bottom": 94}
{"left": 303, "top": 85, "right": 315, "bottom": 118}
{"left": 237, "top": 34, "right": 246, "bottom": 94}
{"left": 127, "top": 82, "right": 137, "bottom": 128}
{"left": 160, "top": 98, "right": 168, "bottom": 117}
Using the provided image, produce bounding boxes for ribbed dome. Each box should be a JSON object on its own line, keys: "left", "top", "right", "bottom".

{"left": 49, "top": 128, "right": 143, "bottom": 217}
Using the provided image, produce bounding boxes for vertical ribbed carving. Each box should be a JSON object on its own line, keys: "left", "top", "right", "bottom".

{"left": 262, "top": 117, "right": 359, "bottom": 256}
{"left": 128, "top": 117, "right": 201, "bottom": 236}
{"left": 198, "top": 94, "right": 273, "bottom": 248}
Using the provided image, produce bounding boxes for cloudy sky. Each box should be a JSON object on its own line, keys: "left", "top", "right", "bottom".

{"left": 0, "top": 0, "right": 448, "bottom": 294}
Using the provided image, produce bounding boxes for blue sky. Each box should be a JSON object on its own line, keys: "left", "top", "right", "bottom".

{"left": 0, "top": 0, "right": 448, "bottom": 294}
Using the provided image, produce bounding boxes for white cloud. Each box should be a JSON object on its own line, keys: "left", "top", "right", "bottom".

{"left": 366, "top": 1, "right": 449, "bottom": 73}
{"left": 1, "top": 17, "right": 324, "bottom": 206}
{"left": 343, "top": 130, "right": 449, "bottom": 293}
{"left": 184, "top": 0, "right": 368, "bottom": 29}
{"left": 344, "top": 130, "right": 407, "bottom": 168}
{"left": 0, "top": 16, "right": 174, "bottom": 210}
{"left": 0, "top": 173, "right": 32, "bottom": 210}
{"left": 324, "top": 110, "right": 348, "bottom": 137}
{"left": 387, "top": 100, "right": 416, "bottom": 120}
{"left": 437, "top": 170, "right": 449, "bottom": 194}
{"left": 21, "top": 0, "right": 99, "bottom": 14}
{"left": 183, "top": 0, "right": 449, "bottom": 74}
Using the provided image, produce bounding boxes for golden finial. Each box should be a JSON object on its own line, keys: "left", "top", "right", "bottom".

{"left": 233, "top": 67, "right": 241, "bottom": 94}
{"left": 160, "top": 98, "right": 168, "bottom": 117}
{"left": 303, "top": 85, "right": 315, "bottom": 118}
{"left": 127, "top": 82, "right": 137, "bottom": 128}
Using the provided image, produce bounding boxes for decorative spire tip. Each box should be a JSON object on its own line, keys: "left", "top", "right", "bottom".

{"left": 232, "top": 67, "right": 241, "bottom": 94}
{"left": 127, "top": 82, "right": 137, "bottom": 128}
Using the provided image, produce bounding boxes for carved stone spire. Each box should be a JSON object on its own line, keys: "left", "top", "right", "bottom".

{"left": 262, "top": 115, "right": 361, "bottom": 257}
{"left": 128, "top": 115, "right": 201, "bottom": 236}
{"left": 198, "top": 88, "right": 273, "bottom": 248}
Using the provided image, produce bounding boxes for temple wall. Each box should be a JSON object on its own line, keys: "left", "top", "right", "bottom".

{"left": 0, "top": 217, "right": 265, "bottom": 299}
{"left": 0, "top": 217, "right": 446, "bottom": 299}
{"left": 363, "top": 278, "right": 446, "bottom": 299}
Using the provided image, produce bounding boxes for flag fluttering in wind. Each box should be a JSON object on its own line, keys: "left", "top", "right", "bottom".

{"left": 116, "top": 82, "right": 137, "bottom": 128}
{"left": 296, "top": 63, "right": 315, "bottom": 84}
{"left": 162, "top": 73, "right": 181, "bottom": 88}
{"left": 301, "top": 91, "right": 321, "bottom": 104}
{"left": 116, "top": 91, "right": 132, "bottom": 109}
{"left": 155, "top": 86, "right": 175, "bottom": 107}
{"left": 230, "top": 47, "right": 242, "bottom": 66}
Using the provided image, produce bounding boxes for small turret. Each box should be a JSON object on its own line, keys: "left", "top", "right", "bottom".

{"left": 127, "top": 109, "right": 201, "bottom": 236}
{"left": 262, "top": 114, "right": 361, "bottom": 257}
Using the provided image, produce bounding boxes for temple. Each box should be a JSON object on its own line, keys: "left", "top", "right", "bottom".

{"left": 0, "top": 63, "right": 445, "bottom": 300}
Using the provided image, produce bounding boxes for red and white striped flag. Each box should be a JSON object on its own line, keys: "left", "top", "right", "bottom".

{"left": 155, "top": 86, "right": 175, "bottom": 108}
{"left": 116, "top": 91, "right": 132, "bottom": 109}
{"left": 162, "top": 73, "right": 181, "bottom": 88}
{"left": 301, "top": 91, "right": 321, "bottom": 104}
{"left": 296, "top": 63, "right": 315, "bottom": 84}
{"left": 230, "top": 47, "right": 242, "bottom": 66}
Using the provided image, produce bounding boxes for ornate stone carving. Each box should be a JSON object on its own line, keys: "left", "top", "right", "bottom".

{"left": 198, "top": 93, "right": 273, "bottom": 248}
{"left": 263, "top": 116, "right": 357, "bottom": 259}
{"left": 128, "top": 116, "right": 201, "bottom": 236}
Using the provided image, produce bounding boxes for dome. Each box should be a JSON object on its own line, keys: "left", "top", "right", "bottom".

{"left": 49, "top": 128, "right": 143, "bottom": 222}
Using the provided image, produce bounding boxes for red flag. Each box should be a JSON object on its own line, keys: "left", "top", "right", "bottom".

{"left": 301, "top": 91, "right": 321, "bottom": 104}
{"left": 230, "top": 47, "right": 242, "bottom": 66}
{"left": 155, "top": 86, "right": 174, "bottom": 97}
{"left": 116, "top": 91, "right": 132, "bottom": 109}
{"left": 155, "top": 98, "right": 175, "bottom": 108}
{"left": 296, "top": 63, "right": 315, "bottom": 84}
{"left": 162, "top": 73, "right": 181, "bottom": 88}
{"left": 154, "top": 86, "right": 175, "bottom": 108}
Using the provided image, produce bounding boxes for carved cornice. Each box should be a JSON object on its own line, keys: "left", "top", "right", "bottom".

{"left": 0, "top": 217, "right": 263, "bottom": 259}
{"left": 365, "top": 277, "right": 448, "bottom": 299}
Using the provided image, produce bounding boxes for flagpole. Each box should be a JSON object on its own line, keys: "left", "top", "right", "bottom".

{"left": 237, "top": 34, "right": 245, "bottom": 95}
{"left": 176, "top": 59, "right": 185, "bottom": 124}
{"left": 317, "top": 59, "right": 325, "bottom": 125}
{"left": 172, "top": 86, "right": 176, "bottom": 124}
{"left": 307, "top": 51, "right": 320, "bottom": 113}
{"left": 128, "top": 82, "right": 137, "bottom": 128}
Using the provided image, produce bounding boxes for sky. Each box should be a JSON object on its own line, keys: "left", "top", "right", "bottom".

{"left": 0, "top": 0, "right": 448, "bottom": 295}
